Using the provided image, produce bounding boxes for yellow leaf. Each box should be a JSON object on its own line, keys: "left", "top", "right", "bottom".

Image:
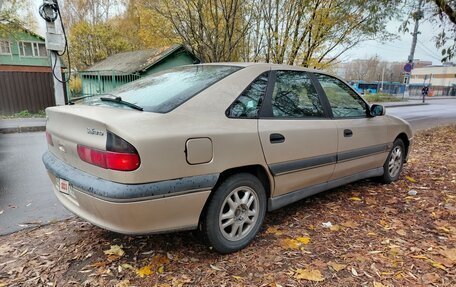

{"left": 232, "top": 275, "right": 243, "bottom": 280}
{"left": 330, "top": 225, "right": 341, "bottom": 231}
{"left": 103, "top": 245, "right": 125, "bottom": 257}
{"left": 328, "top": 261, "right": 346, "bottom": 272}
{"left": 341, "top": 220, "right": 359, "bottom": 228}
{"left": 412, "top": 255, "right": 429, "bottom": 260}
{"left": 294, "top": 269, "right": 325, "bottom": 281}
{"left": 349, "top": 197, "right": 362, "bottom": 201}
{"left": 367, "top": 232, "right": 377, "bottom": 236}
{"left": 281, "top": 238, "right": 301, "bottom": 250}
{"left": 120, "top": 263, "right": 135, "bottom": 271}
{"left": 136, "top": 265, "right": 153, "bottom": 277}
{"left": 115, "top": 280, "right": 130, "bottom": 287}
{"left": 266, "top": 227, "right": 283, "bottom": 236}
{"left": 373, "top": 282, "right": 388, "bottom": 287}
{"left": 157, "top": 265, "right": 164, "bottom": 273}
{"left": 430, "top": 261, "right": 446, "bottom": 271}
{"left": 296, "top": 236, "right": 311, "bottom": 245}
{"left": 405, "top": 176, "right": 417, "bottom": 183}
{"left": 396, "top": 229, "right": 407, "bottom": 236}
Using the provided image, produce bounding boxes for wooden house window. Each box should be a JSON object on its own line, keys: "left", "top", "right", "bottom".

{"left": 19, "top": 41, "right": 48, "bottom": 57}
{"left": 0, "top": 40, "right": 11, "bottom": 55}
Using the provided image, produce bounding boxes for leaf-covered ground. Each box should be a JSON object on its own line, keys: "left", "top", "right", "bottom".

{"left": 1, "top": 126, "right": 456, "bottom": 287}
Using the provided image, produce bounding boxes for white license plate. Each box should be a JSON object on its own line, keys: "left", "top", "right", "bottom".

{"left": 59, "top": 178, "right": 70, "bottom": 194}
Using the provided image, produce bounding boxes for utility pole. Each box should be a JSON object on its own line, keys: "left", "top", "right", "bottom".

{"left": 40, "top": 0, "right": 66, "bottom": 106}
{"left": 404, "top": 0, "right": 424, "bottom": 97}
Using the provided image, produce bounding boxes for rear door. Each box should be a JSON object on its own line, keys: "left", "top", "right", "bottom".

{"left": 258, "top": 70, "right": 338, "bottom": 197}
{"left": 313, "top": 73, "right": 389, "bottom": 180}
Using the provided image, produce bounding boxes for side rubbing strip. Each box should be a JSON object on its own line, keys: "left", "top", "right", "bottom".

{"left": 268, "top": 143, "right": 390, "bottom": 176}
{"left": 269, "top": 154, "right": 337, "bottom": 175}
{"left": 337, "top": 144, "right": 388, "bottom": 162}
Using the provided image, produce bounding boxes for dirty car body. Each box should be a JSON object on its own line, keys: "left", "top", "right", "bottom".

{"left": 43, "top": 63, "right": 413, "bottom": 253}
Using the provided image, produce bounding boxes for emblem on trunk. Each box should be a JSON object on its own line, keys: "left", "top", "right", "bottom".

{"left": 87, "top": 128, "right": 104, "bottom": 136}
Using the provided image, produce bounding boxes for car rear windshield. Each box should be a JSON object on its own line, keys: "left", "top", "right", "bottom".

{"left": 87, "top": 65, "right": 241, "bottom": 113}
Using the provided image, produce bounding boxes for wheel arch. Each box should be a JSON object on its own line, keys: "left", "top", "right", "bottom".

{"left": 198, "top": 164, "right": 273, "bottom": 229}
{"left": 395, "top": 132, "right": 410, "bottom": 161}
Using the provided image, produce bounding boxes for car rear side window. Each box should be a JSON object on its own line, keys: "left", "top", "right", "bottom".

{"left": 271, "top": 71, "right": 325, "bottom": 118}
{"left": 315, "top": 73, "right": 368, "bottom": 118}
{"left": 226, "top": 72, "right": 269, "bottom": 118}
{"left": 91, "top": 65, "right": 241, "bottom": 113}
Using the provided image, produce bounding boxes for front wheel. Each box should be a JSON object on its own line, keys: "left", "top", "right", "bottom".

{"left": 380, "top": 139, "right": 405, "bottom": 183}
{"left": 202, "top": 173, "right": 266, "bottom": 254}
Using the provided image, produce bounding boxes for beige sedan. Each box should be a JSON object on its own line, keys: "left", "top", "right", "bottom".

{"left": 43, "top": 63, "right": 412, "bottom": 253}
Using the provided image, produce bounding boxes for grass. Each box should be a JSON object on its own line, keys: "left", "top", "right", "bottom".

{"left": 0, "top": 110, "right": 46, "bottom": 119}
{"left": 363, "top": 93, "right": 404, "bottom": 103}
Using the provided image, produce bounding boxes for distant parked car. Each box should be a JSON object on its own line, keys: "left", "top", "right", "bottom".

{"left": 43, "top": 63, "right": 413, "bottom": 253}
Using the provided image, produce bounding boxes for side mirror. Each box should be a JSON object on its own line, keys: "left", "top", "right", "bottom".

{"left": 370, "top": 104, "right": 385, "bottom": 117}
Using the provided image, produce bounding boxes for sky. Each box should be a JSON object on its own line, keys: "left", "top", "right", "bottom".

{"left": 32, "top": 1, "right": 444, "bottom": 65}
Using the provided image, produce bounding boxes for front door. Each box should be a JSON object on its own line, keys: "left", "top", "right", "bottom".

{"left": 313, "top": 73, "right": 389, "bottom": 180}
{"left": 258, "top": 70, "right": 338, "bottom": 197}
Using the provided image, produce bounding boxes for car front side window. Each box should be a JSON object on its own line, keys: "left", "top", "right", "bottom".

{"left": 315, "top": 73, "right": 368, "bottom": 118}
{"left": 271, "top": 71, "right": 325, "bottom": 118}
{"left": 227, "top": 72, "right": 269, "bottom": 118}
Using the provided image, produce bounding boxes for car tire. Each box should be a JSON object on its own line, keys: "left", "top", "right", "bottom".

{"left": 202, "top": 173, "right": 266, "bottom": 254}
{"left": 380, "top": 139, "right": 405, "bottom": 183}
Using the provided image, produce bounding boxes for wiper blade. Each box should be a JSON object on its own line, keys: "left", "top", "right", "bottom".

{"left": 100, "top": 96, "right": 143, "bottom": 111}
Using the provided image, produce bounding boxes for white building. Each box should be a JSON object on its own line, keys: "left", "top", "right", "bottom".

{"left": 410, "top": 65, "right": 456, "bottom": 96}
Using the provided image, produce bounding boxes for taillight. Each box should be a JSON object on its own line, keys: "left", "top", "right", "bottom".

{"left": 46, "top": 131, "right": 54, "bottom": 146}
{"left": 77, "top": 132, "right": 140, "bottom": 171}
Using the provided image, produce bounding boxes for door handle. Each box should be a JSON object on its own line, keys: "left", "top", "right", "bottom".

{"left": 270, "top": 133, "right": 285, "bottom": 144}
{"left": 344, "top": 129, "right": 353, "bottom": 137}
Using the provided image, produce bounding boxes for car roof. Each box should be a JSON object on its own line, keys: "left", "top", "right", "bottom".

{"left": 195, "top": 62, "right": 327, "bottom": 74}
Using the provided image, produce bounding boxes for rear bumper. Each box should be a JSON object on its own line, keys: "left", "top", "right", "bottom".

{"left": 42, "top": 151, "right": 217, "bottom": 234}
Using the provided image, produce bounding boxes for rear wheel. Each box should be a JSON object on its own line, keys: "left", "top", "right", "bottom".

{"left": 202, "top": 173, "right": 266, "bottom": 254}
{"left": 380, "top": 139, "right": 405, "bottom": 183}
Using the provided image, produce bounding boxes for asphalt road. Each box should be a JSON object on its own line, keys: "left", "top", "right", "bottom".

{"left": 0, "top": 132, "right": 71, "bottom": 235}
{"left": 387, "top": 99, "right": 456, "bottom": 131}
{"left": 0, "top": 99, "right": 455, "bottom": 235}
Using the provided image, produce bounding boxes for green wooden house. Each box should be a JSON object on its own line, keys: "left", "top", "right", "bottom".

{"left": 79, "top": 45, "right": 200, "bottom": 97}
{"left": 0, "top": 27, "right": 56, "bottom": 115}
{"left": 0, "top": 29, "right": 50, "bottom": 68}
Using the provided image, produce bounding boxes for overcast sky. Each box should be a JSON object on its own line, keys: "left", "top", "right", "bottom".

{"left": 33, "top": 2, "right": 443, "bottom": 65}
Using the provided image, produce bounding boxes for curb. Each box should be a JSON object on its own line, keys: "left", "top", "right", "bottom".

{"left": 0, "top": 126, "right": 46, "bottom": 134}
{"left": 384, "top": 103, "right": 429, "bottom": 108}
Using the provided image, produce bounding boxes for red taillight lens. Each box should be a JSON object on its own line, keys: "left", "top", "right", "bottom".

{"left": 77, "top": 145, "right": 140, "bottom": 171}
{"left": 77, "top": 132, "right": 140, "bottom": 171}
{"left": 46, "top": 131, "right": 54, "bottom": 146}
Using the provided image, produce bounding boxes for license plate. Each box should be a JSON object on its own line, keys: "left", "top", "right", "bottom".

{"left": 59, "top": 178, "right": 70, "bottom": 194}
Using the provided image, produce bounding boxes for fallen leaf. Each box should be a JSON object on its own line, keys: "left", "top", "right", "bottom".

{"left": 281, "top": 238, "right": 301, "bottom": 250}
{"left": 396, "top": 229, "right": 407, "bottom": 236}
{"left": 296, "top": 236, "right": 310, "bottom": 245}
{"left": 115, "top": 280, "right": 130, "bottom": 287}
{"left": 328, "top": 261, "right": 346, "bottom": 272}
{"left": 136, "top": 265, "right": 153, "bottom": 277}
{"left": 341, "top": 220, "right": 359, "bottom": 228}
{"left": 103, "top": 245, "right": 125, "bottom": 257}
{"left": 351, "top": 267, "right": 359, "bottom": 276}
{"left": 0, "top": 210, "right": 3, "bottom": 215}
{"left": 157, "top": 265, "right": 164, "bottom": 273}
{"left": 294, "top": 269, "right": 325, "bottom": 281}
{"left": 330, "top": 225, "right": 341, "bottom": 231}
{"left": 120, "top": 263, "right": 135, "bottom": 271}
{"left": 266, "top": 227, "right": 283, "bottom": 236}
{"left": 210, "top": 264, "right": 223, "bottom": 271}
{"left": 349, "top": 197, "right": 362, "bottom": 201}
{"left": 405, "top": 176, "right": 417, "bottom": 183}
{"left": 373, "top": 282, "right": 388, "bottom": 287}
{"left": 421, "top": 273, "right": 440, "bottom": 284}
{"left": 439, "top": 248, "right": 456, "bottom": 262}
{"left": 232, "top": 275, "right": 243, "bottom": 280}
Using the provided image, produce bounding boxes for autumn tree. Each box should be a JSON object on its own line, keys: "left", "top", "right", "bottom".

{"left": 344, "top": 56, "right": 405, "bottom": 82}
{"left": 0, "top": 0, "right": 36, "bottom": 36}
{"left": 258, "top": 0, "right": 402, "bottom": 68}
{"left": 150, "top": 0, "right": 255, "bottom": 62}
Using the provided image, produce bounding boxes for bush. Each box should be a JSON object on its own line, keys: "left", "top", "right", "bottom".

{"left": 363, "top": 93, "right": 403, "bottom": 103}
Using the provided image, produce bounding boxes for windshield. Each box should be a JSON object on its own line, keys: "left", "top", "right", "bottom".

{"left": 84, "top": 65, "right": 241, "bottom": 113}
